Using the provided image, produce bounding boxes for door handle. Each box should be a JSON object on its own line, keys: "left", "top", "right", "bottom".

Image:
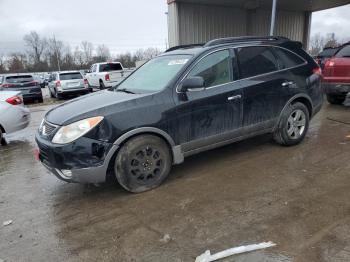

{"left": 281, "top": 81, "right": 295, "bottom": 87}
{"left": 227, "top": 94, "right": 242, "bottom": 101}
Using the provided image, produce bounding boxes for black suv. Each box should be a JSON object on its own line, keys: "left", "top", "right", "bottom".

{"left": 36, "top": 36, "right": 323, "bottom": 193}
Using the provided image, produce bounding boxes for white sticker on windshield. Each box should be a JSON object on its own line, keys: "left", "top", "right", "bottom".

{"left": 168, "top": 59, "right": 189, "bottom": 66}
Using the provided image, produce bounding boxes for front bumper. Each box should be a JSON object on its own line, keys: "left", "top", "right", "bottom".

{"left": 323, "top": 82, "right": 350, "bottom": 95}
{"left": 35, "top": 133, "right": 118, "bottom": 184}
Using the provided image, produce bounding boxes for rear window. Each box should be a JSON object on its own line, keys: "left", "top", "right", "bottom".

{"left": 273, "top": 47, "right": 305, "bottom": 69}
{"left": 6, "top": 75, "right": 34, "bottom": 83}
{"left": 59, "top": 72, "right": 83, "bottom": 80}
{"left": 99, "top": 63, "right": 123, "bottom": 72}
{"left": 335, "top": 45, "right": 350, "bottom": 58}
{"left": 319, "top": 48, "right": 338, "bottom": 57}
{"left": 237, "top": 46, "right": 278, "bottom": 78}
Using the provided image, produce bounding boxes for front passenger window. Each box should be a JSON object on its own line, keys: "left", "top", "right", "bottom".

{"left": 187, "top": 50, "right": 231, "bottom": 88}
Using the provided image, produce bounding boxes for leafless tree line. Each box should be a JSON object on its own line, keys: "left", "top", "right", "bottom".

{"left": 0, "top": 31, "right": 162, "bottom": 74}
{"left": 309, "top": 33, "right": 346, "bottom": 56}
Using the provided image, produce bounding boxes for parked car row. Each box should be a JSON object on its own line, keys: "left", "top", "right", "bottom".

{"left": 0, "top": 74, "right": 43, "bottom": 102}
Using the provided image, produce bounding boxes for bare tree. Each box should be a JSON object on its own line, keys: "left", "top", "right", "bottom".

{"left": 73, "top": 46, "right": 85, "bottom": 68}
{"left": 23, "top": 31, "right": 47, "bottom": 65}
{"left": 0, "top": 54, "right": 6, "bottom": 73}
{"left": 47, "top": 36, "right": 64, "bottom": 71}
{"left": 7, "top": 53, "right": 27, "bottom": 73}
{"left": 95, "top": 44, "right": 111, "bottom": 62}
{"left": 81, "top": 41, "right": 93, "bottom": 65}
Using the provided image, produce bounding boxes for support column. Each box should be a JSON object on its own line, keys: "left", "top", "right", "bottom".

{"left": 269, "top": 0, "right": 278, "bottom": 35}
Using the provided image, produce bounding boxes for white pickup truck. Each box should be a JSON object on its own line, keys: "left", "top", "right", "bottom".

{"left": 85, "top": 62, "right": 133, "bottom": 90}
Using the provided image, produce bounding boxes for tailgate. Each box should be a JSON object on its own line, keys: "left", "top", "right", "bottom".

{"left": 323, "top": 58, "right": 350, "bottom": 83}
{"left": 108, "top": 71, "right": 124, "bottom": 82}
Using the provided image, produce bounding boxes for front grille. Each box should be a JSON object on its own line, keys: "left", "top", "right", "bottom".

{"left": 40, "top": 120, "right": 58, "bottom": 136}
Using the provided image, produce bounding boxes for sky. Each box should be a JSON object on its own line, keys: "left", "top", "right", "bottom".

{"left": 0, "top": 0, "right": 349, "bottom": 56}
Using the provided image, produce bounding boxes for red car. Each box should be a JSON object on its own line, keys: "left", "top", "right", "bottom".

{"left": 323, "top": 43, "right": 350, "bottom": 104}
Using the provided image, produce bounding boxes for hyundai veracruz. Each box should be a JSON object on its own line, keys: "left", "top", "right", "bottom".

{"left": 36, "top": 36, "right": 323, "bottom": 193}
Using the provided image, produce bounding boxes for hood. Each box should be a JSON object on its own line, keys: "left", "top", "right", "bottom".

{"left": 45, "top": 90, "right": 148, "bottom": 125}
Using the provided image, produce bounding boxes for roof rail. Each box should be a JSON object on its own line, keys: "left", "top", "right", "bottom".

{"left": 204, "top": 36, "right": 290, "bottom": 47}
{"left": 165, "top": 43, "right": 204, "bottom": 52}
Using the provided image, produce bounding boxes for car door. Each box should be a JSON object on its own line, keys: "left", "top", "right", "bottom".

{"left": 174, "top": 49, "right": 243, "bottom": 152}
{"left": 236, "top": 46, "right": 294, "bottom": 129}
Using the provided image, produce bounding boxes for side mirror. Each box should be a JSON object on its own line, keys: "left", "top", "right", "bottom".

{"left": 178, "top": 76, "right": 204, "bottom": 92}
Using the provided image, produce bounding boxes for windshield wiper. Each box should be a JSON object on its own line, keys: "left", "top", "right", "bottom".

{"left": 116, "top": 88, "right": 136, "bottom": 94}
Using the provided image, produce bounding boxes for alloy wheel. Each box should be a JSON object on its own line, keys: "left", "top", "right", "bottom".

{"left": 287, "top": 109, "right": 306, "bottom": 139}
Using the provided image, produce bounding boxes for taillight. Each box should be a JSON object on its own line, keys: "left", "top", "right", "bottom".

{"left": 325, "top": 59, "right": 335, "bottom": 67}
{"left": 6, "top": 96, "right": 23, "bottom": 105}
{"left": 313, "top": 67, "right": 322, "bottom": 76}
{"left": 55, "top": 80, "right": 61, "bottom": 87}
{"left": 84, "top": 79, "right": 88, "bottom": 88}
{"left": 2, "top": 83, "right": 16, "bottom": 88}
{"left": 105, "top": 74, "right": 110, "bottom": 81}
{"left": 32, "top": 81, "right": 39, "bottom": 86}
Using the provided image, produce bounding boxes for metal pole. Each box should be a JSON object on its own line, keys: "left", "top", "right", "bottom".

{"left": 270, "top": 0, "right": 277, "bottom": 36}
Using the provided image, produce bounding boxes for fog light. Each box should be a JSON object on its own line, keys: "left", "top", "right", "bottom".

{"left": 56, "top": 169, "right": 72, "bottom": 179}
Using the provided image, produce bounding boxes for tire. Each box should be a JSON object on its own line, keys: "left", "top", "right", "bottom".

{"left": 49, "top": 88, "right": 54, "bottom": 98}
{"left": 0, "top": 128, "right": 7, "bottom": 146}
{"left": 99, "top": 80, "right": 106, "bottom": 90}
{"left": 38, "top": 96, "right": 44, "bottom": 103}
{"left": 115, "top": 135, "right": 172, "bottom": 193}
{"left": 273, "top": 102, "right": 310, "bottom": 146}
{"left": 326, "top": 94, "right": 346, "bottom": 105}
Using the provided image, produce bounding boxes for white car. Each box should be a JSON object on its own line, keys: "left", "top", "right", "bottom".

{"left": 85, "top": 62, "right": 132, "bottom": 90}
{"left": 0, "top": 91, "right": 30, "bottom": 145}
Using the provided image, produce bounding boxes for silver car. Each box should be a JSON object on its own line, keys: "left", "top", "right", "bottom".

{"left": 0, "top": 91, "right": 30, "bottom": 145}
{"left": 48, "top": 71, "right": 92, "bottom": 99}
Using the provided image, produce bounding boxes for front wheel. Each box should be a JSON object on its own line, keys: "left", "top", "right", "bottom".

{"left": 115, "top": 135, "right": 172, "bottom": 193}
{"left": 273, "top": 102, "right": 310, "bottom": 146}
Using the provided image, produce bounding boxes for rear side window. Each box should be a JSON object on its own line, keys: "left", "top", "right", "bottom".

{"left": 335, "top": 45, "right": 350, "bottom": 58}
{"left": 6, "top": 75, "right": 34, "bottom": 83}
{"left": 187, "top": 50, "right": 231, "bottom": 88}
{"left": 273, "top": 47, "right": 305, "bottom": 69}
{"left": 59, "top": 72, "right": 83, "bottom": 80}
{"left": 99, "top": 63, "right": 123, "bottom": 72}
{"left": 237, "top": 47, "right": 278, "bottom": 78}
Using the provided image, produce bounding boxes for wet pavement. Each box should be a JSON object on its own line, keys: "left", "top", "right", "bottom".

{"left": 1, "top": 98, "right": 350, "bottom": 262}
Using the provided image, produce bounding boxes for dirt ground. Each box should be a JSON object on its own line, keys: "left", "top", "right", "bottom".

{"left": 1, "top": 97, "right": 350, "bottom": 262}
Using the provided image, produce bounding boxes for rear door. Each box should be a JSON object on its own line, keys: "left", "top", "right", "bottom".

{"left": 236, "top": 46, "right": 294, "bottom": 128}
{"left": 174, "top": 49, "right": 243, "bottom": 151}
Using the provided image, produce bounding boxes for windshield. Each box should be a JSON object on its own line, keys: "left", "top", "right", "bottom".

{"left": 59, "top": 72, "right": 83, "bottom": 80}
{"left": 6, "top": 75, "right": 34, "bottom": 83}
{"left": 117, "top": 55, "right": 191, "bottom": 93}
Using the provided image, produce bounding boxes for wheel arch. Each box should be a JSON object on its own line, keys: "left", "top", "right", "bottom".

{"left": 274, "top": 94, "right": 313, "bottom": 131}
{"left": 105, "top": 127, "right": 183, "bottom": 182}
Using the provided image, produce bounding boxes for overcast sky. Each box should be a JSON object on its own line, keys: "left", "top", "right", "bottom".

{"left": 0, "top": 1, "right": 349, "bottom": 56}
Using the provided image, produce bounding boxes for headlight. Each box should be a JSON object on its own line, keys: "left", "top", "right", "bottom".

{"left": 52, "top": 116, "right": 103, "bottom": 144}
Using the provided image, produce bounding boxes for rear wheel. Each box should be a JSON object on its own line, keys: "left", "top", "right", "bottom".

{"left": 273, "top": 102, "right": 310, "bottom": 146}
{"left": 38, "top": 96, "right": 44, "bottom": 103}
{"left": 99, "top": 80, "right": 106, "bottom": 90}
{"left": 326, "top": 94, "right": 346, "bottom": 105}
{"left": 115, "top": 135, "right": 172, "bottom": 193}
